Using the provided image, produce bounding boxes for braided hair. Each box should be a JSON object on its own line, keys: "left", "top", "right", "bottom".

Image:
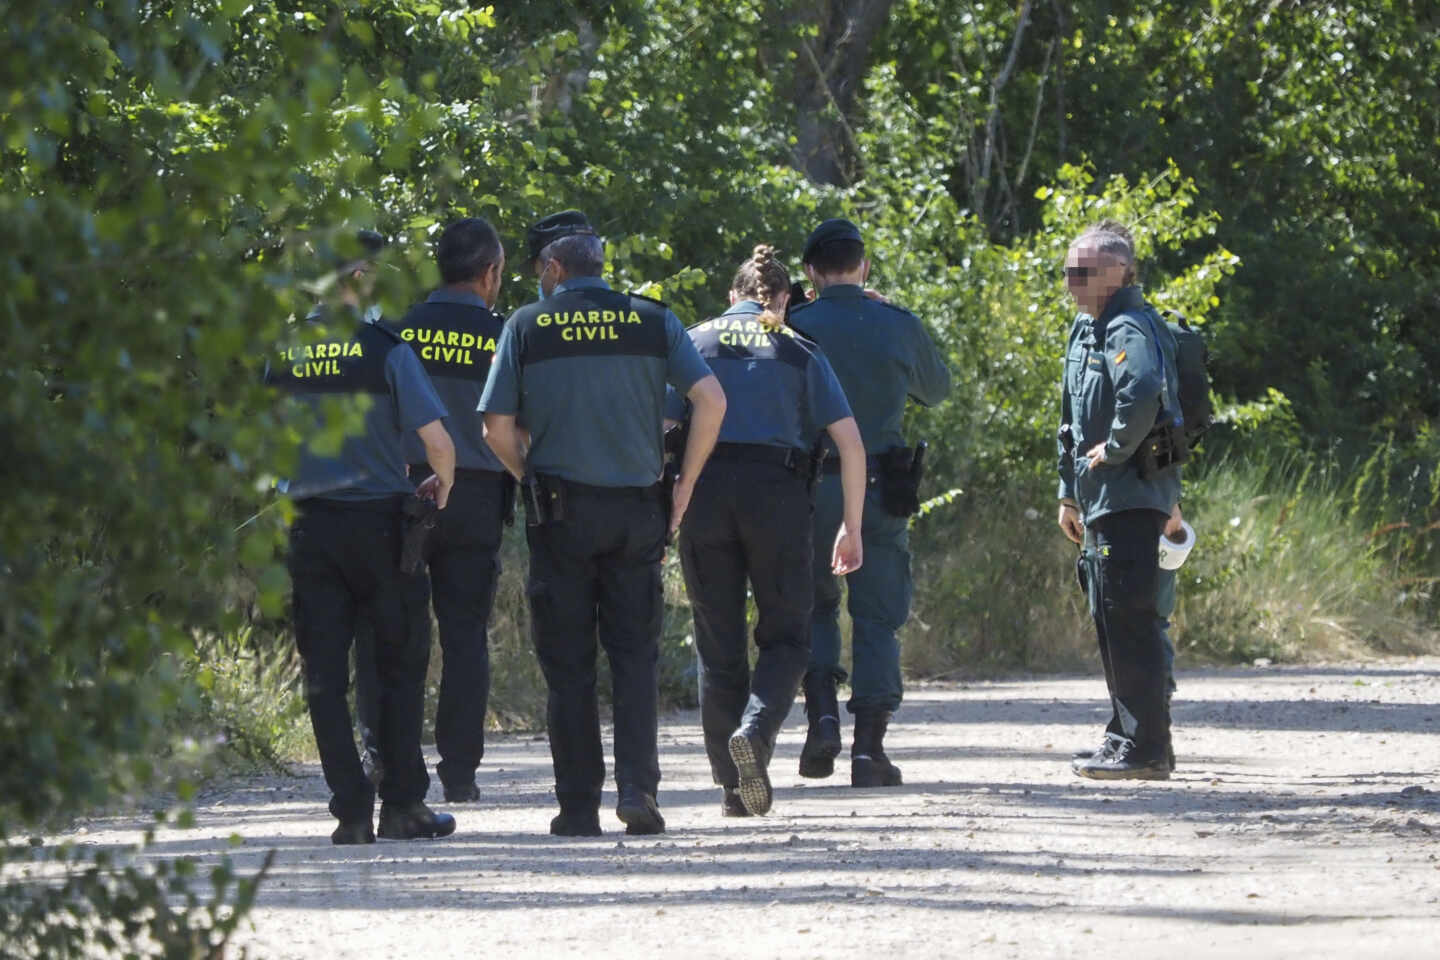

{"left": 729, "top": 244, "right": 791, "bottom": 331}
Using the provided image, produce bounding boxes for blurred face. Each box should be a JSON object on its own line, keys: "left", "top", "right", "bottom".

{"left": 480, "top": 244, "right": 505, "bottom": 307}
{"left": 1065, "top": 243, "right": 1128, "bottom": 315}
{"left": 535, "top": 254, "right": 560, "bottom": 299}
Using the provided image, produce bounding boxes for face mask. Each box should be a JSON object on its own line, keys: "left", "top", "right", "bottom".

{"left": 536, "top": 261, "right": 553, "bottom": 301}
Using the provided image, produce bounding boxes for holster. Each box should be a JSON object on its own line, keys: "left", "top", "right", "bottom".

{"left": 660, "top": 422, "right": 689, "bottom": 544}
{"left": 399, "top": 496, "right": 439, "bottom": 574}
{"left": 806, "top": 439, "right": 827, "bottom": 497}
{"left": 876, "top": 441, "right": 927, "bottom": 518}
{"left": 522, "top": 472, "right": 567, "bottom": 527}
{"left": 1136, "top": 423, "right": 1190, "bottom": 479}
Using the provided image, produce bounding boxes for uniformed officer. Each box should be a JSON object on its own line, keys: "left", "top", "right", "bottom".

{"left": 787, "top": 218, "right": 952, "bottom": 788}
{"left": 669, "top": 244, "right": 867, "bottom": 818}
{"left": 354, "top": 218, "right": 514, "bottom": 803}
{"left": 479, "top": 210, "right": 726, "bottom": 836}
{"left": 1057, "top": 221, "right": 1183, "bottom": 780}
{"left": 267, "top": 230, "right": 458, "bottom": 843}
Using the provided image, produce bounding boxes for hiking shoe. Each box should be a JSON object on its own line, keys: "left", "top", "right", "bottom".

{"left": 615, "top": 787, "right": 665, "bottom": 835}
{"left": 377, "top": 802, "right": 457, "bottom": 840}
{"left": 550, "top": 810, "right": 603, "bottom": 837}
{"left": 721, "top": 787, "right": 751, "bottom": 818}
{"left": 1072, "top": 740, "right": 1170, "bottom": 781}
{"left": 330, "top": 820, "right": 375, "bottom": 845}
{"left": 728, "top": 729, "right": 773, "bottom": 816}
{"left": 443, "top": 781, "right": 480, "bottom": 803}
{"left": 1072, "top": 734, "right": 1124, "bottom": 762}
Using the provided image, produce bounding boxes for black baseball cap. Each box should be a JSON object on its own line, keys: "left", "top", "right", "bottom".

{"left": 525, "top": 210, "right": 597, "bottom": 264}
{"left": 802, "top": 218, "right": 863, "bottom": 263}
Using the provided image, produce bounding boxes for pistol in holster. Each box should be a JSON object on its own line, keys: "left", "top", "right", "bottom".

{"left": 1136, "top": 420, "right": 1190, "bottom": 480}
{"left": 1058, "top": 423, "right": 1076, "bottom": 458}
{"left": 806, "top": 438, "right": 827, "bottom": 497}
{"left": 877, "top": 440, "right": 928, "bottom": 518}
{"left": 659, "top": 421, "right": 689, "bottom": 544}
{"left": 521, "top": 469, "right": 566, "bottom": 527}
{"left": 400, "top": 495, "right": 440, "bottom": 574}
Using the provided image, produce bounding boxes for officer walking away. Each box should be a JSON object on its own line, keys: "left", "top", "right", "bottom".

{"left": 787, "top": 219, "right": 952, "bottom": 788}
{"left": 671, "top": 244, "right": 866, "bottom": 818}
{"left": 479, "top": 211, "right": 726, "bottom": 836}
{"left": 266, "top": 230, "right": 458, "bottom": 843}
{"left": 353, "top": 218, "right": 514, "bottom": 803}
{"left": 1056, "top": 221, "right": 1183, "bottom": 780}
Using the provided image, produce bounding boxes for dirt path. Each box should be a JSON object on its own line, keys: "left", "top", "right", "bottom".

{"left": 49, "top": 659, "right": 1440, "bottom": 959}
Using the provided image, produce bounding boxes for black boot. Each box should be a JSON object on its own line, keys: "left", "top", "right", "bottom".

{"left": 798, "top": 671, "right": 842, "bottom": 779}
{"left": 851, "top": 709, "right": 902, "bottom": 787}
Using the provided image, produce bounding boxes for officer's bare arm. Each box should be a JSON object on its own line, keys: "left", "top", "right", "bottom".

{"left": 668, "top": 375, "right": 725, "bottom": 535}
{"left": 482, "top": 413, "right": 526, "bottom": 482}
{"left": 416, "top": 419, "right": 456, "bottom": 509}
{"left": 680, "top": 375, "right": 725, "bottom": 481}
{"left": 825, "top": 415, "right": 866, "bottom": 574}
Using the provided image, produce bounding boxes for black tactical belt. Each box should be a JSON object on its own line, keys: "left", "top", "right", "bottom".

{"left": 710, "top": 442, "right": 807, "bottom": 471}
{"left": 296, "top": 494, "right": 405, "bottom": 512}
{"left": 821, "top": 453, "right": 882, "bottom": 475}
{"left": 538, "top": 474, "right": 661, "bottom": 499}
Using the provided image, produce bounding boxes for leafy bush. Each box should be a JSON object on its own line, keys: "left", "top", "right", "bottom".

{"left": 0, "top": 829, "right": 273, "bottom": 960}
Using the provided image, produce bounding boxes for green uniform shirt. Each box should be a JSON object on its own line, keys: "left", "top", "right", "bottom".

{"left": 1057, "top": 285, "right": 1182, "bottom": 523}
{"left": 787, "top": 284, "right": 951, "bottom": 454}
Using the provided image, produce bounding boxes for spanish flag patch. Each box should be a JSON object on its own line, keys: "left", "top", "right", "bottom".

{"left": 1114, "top": 349, "right": 1127, "bottom": 365}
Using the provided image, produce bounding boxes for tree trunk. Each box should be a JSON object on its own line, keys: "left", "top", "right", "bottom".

{"left": 780, "top": 0, "right": 896, "bottom": 186}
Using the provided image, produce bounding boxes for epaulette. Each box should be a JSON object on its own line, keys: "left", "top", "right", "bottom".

{"left": 368, "top": 318, "right": 405, "bottom": 342}
{"left": 626, "top": 291, "right": 669, "bottom": 309}
{"left": 783, "top": 324, "right": 819, "bottom": 348}
{"left": 787, "top": 298, "right": 818, "bottom": 316}
{"left": 870, "top": 298, "right": 917, "bottom": 319}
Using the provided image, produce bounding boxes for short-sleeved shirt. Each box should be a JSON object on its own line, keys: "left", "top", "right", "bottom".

{"left": 266, "top": 310, "right": 448, "bottom": 501}
{"left": 788, "top": 284, "right": 951, "bottom": 454}
{"left": 478, "top": 276, "right": 711, "bottom": 487}
{"left": 669, "top": 299, "right": 851, "bottom": 450}
{"left": 396, "top": 288, "right": 506, "bottom": 472}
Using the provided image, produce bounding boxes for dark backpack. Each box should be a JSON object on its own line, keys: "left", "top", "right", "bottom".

{"left": 1159, "top": 309, "right": 1213, "bottom": 447}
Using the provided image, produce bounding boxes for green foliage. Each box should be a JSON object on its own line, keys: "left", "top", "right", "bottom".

{"left": 0, "top": 829, "right": 273, "bottom": 960}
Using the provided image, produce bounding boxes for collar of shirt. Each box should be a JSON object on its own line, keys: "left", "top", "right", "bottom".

{"left": 721, "top": 299, "right": 764, "bottom": 317}
{"left": 426, "top": 287, "right": 490, "bottom": 309}
{"left": 554, "top": 275, "right": 612, "bottom": 295}
{"left": 817, "top": 283, "right": 865, "bottom": 301}
{"left": 1096, "top": 285, "right": 1146, "bottom": 326}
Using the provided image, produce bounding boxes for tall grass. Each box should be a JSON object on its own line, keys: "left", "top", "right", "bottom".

{"left": 901, "top": 451, "right": 1439, "bottom": 679}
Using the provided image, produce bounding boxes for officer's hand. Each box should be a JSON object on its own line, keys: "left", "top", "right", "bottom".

{"left": 1058, "top": 502, "right": 1084, "bottom": 544}
{"left": 669, "top": 474, "right": 695, "bottom": 539}
{"left": 1164, "top": 503, "right": 1184, "bottom": 539}
{"left": 1084, "top": 442, "right": 1108, "bottom": 470}
{"left": 416, "top": 473, "right": 453, "bottom": 510}
{"left": 831, "top": 524, "right": 863, "bottom": 575}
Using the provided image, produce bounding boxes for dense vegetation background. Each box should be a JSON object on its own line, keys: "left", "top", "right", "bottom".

{"left": 1, "top": 2, "right": 1436, "bottom": 953}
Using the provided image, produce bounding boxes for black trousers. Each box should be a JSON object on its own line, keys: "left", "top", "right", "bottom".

{"left": 678, "top": 458, "right": 813, "bottom": 786}
{"left": 1078, "top": 509, "right": 1171, "bottom": 756}
{"left": 355, "top": 469, "right": 512, "bottom": 790}
{"left": 288, "top": 498, "right": 431, "bottom": 822}
{"left": 525, "top": 481, "right": 666, "bottom": 810}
